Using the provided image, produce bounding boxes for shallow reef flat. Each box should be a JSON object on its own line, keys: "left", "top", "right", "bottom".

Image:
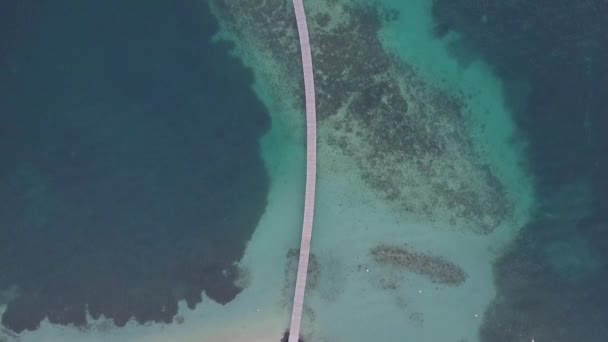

{"left": 211, "top": 1, "right": 533, "bottom": 341}
{"left": 213, "top": 0, "right": 515, "bottom": 235}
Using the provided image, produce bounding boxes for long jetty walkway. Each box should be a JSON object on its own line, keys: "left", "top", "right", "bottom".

{"left": 288, "top": 0, "right": 317, "bottom": 341}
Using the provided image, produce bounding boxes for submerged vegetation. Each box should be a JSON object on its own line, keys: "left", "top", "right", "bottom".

{"left": 371, "top": 244, "right": 468, "bottom": 286}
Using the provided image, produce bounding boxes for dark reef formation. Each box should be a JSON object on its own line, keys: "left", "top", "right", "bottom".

{"left": 371, "top": 244, "right": 467, "bottom": 286}
{"left": 212, "top": 0, "right": 304, "bottom": 110}
{"left": 281, "top": 330, "right": 304, "bottom": 342}
{"left": 214, "top": 0, "right": 512, "bottom": 234}
{"left": 281, "top": 249, "right": 319, "bottom": 336}
{"left": 0, "top": 0, "right": 269, "bottom": 333}
{"left": 283, "top": 248, "right": 320, "bottom": 299}
{"left": 432, "top": 0, "right": 608, "bottom": 340}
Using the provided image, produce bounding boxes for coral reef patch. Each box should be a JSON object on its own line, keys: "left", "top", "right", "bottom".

{"left": 213, "top": 0, "right": 514, "bottom": 234}
{"left": 371, "top": 244, "right": 467, "bottom": 286}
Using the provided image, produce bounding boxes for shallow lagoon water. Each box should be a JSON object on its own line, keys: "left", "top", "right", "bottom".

{"left": 1, "top": 1, "right": 607, "bottom": 341}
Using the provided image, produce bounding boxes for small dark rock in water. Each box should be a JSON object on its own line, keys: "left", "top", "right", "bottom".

{"left": 281, "top": 330, "right": 304, "bottom": 342}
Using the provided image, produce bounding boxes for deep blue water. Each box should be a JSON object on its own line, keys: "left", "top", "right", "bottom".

{"left": 432, "top": 0, "right": 608, "bottom": 341}
{"left": 0, "top": 0, "right": 269, "bottom": 333}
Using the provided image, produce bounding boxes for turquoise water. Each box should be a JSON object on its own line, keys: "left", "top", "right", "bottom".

{"left": 1, "top": 0, "right": 607, "bottom": 341}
